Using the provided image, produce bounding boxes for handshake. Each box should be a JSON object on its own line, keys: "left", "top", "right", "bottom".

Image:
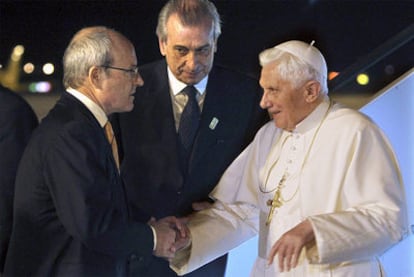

{"left": 148, "top": 216, "right": 191, "bottom": 259}
{"left": 148, "top": 201, "right": 213, "bottom": 259}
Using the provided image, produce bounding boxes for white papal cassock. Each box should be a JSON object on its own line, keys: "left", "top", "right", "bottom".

{"left": 171, "top": 98, "right": 408, "bottom": 276}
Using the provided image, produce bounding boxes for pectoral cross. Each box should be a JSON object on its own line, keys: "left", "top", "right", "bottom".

{"left": 265, "top": 174, "right": 287, "bottom": 226}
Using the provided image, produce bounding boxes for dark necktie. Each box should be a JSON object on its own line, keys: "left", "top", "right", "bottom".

{"left": 178, "top": 85, "right": 200, "bottom": 153}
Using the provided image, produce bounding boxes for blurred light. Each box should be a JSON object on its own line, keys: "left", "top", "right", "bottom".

{"left": 0, "top": 64, "right": 3, "bottom": 69}
{"left": 23, "top": 63, "right": 35, "bottom": 74}
{"left": 384, "top": 64, "right": 395, "bottom": 75}
{"left": 328, "top": 71, "right": 339, "bottom": 80}
{"left": 28, "top": 83, "right": 37, "bottom": 93}
{"left": 11, "top": 45, "right": 25, "bottom": 61}
{"left": 42, "top": 63, "right": 54, "bottom": 75}
{"left": 28, "top": 81, "right": 52, "bottom": 93}
{"left": 356, "top": 73, "right": 369, "bottom": 86}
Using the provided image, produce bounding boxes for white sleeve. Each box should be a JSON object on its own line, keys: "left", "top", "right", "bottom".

{"left": 171, "top": 201, "right": 259, "bottom": 275}
{"left": 306, "top": 123, "right": 409, "bottom": 264}
{"left": 171, "top": 123, "right": 278, "bottom": 275}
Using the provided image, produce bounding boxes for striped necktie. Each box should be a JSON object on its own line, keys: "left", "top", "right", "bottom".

{"left": 104, "top": 121, "right": 120, "bottom": 171}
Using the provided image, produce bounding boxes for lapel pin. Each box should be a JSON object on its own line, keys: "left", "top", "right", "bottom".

{"left": 209, "top": 117, "right": 219, "bottom": 130}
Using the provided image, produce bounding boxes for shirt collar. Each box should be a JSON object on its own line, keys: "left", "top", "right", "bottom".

{"left": 66, "top": 87, "right": 108, "bottom": 127}
{"left": 167, "top": 66, "right": 208, "bottom": 96}
{"left": 294, "top": 96, "right": 331, "bottom": 134}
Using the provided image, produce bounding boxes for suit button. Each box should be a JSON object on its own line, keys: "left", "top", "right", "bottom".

{"left": 130, "top": 254, "right": 137, "bottom": 261}
{"left": 177, "top": 191, "right": 182, "bottom": 195}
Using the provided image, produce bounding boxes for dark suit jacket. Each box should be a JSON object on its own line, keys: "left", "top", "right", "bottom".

{"left": 0, "top": 86, "right": 38, "bottom": 273}
{"left": 113, "top": 60, "right": 268, "bottom": 276}
{"left": 4, "top": 92, "right": 154, "bottom": 277}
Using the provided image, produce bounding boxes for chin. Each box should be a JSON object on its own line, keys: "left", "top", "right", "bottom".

{"left": 182, "top": 74, "right": 204, "bottom": 85}
{"left": 121, "top": 104, "right": 134, "bottom": 113}
{"left": 273, "top": 120, "right": 283, "bottom": 129}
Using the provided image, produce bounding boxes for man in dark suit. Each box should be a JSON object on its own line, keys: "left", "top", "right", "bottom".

{"left": 112, "top": 0, "right": 269, "bottom": 276}
{"left": 0, "top": 85, "right": 38, "bottom": 274}
{"left": 4, "top": 26, "right": 186, "bottom": 277}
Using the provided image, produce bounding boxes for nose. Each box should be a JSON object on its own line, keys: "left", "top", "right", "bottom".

{"left": 134, "top": 73, "right": 144, "bottom": 87}
{"left": 260, "top": 91, "right": 270, "bottom": 109}
{"left": 186, "top": 52, "right": 198, "bottom": 70}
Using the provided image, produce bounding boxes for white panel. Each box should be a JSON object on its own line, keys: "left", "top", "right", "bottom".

{"left": 360, "top": 68, "right": 414, "bottom": 276}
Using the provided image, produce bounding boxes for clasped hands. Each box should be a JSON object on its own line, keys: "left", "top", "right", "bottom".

{"left": 148, "top": 201, "right": 213, "bottom": 259}
{"left": 148, "top": 216, "right": 191, "bottom": 259}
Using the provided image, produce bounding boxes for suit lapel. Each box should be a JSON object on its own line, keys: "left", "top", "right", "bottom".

{"left": 150, "top": 62, "right": 186, "bottom": 187}
{"left": 138, "top": 61, "right": 177, "bottom": 139}
{"left": 62, "top": 92, "right": 129, "bottom": 216}
{"left": 189, "top": 67, "right": 229, "bottom": 169}
{"left": 62, "top": 92, "right": 121, "bottom": 176}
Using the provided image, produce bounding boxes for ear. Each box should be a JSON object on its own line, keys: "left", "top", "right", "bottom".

{"left": 89, "top": 66, "right": 102, "bottom": 88}
{"left": 158, "top": 38, "right": 167, "bottom": 56}
{"left": 303, "top": 80, "right": 321, "bottom": 103}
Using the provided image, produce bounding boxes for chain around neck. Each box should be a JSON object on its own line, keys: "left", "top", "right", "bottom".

{"left": 260, "top": 99, "right": 333, "bottom": 194}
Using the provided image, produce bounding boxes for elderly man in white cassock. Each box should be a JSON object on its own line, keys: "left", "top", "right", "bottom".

{"left": 170, "top": 40, "right": 409, "bottom": 276}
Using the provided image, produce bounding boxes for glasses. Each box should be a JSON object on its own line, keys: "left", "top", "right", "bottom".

{"left": 101, "top": 65, "right": 139, "bottom": 78}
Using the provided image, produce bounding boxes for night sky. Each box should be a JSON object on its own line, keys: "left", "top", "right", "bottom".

{"left": 1, "top": 0, "right": 413, "bottom": 93}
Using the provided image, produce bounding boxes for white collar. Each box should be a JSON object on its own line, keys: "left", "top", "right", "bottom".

{"left": 294, "top": 96, "right": 331, "bottom": 134}
{"left": 66, "top": 87, "right": 108, "bottom": 127}
{"left": 167, "top": 66, "right": 208, "bottom": 95}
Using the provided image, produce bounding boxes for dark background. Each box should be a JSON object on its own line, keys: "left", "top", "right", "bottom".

{"left": 1, "top": 0, "right": 413, "bottom": 94}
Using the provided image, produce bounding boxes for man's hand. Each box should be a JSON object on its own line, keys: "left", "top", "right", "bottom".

{"left": 150, "top": 216, "right": 188, "bottom": 258}
{"left": 192, "top": 201, "right": 213, "bottom": 211}
{"left": 267, "top": 219, "right": 315, "bottom": 272}
{"left": 173, "top": 217, "right": 191, "bottom": 252}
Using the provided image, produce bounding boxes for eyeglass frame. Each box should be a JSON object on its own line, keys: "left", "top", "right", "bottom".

{"left": 100, "top": 65, "right": 139, "bottom": 78}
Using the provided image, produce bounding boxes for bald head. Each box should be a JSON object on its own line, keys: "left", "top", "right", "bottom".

{"left": 62, "top": 26, "right": 132, "bottom": 89}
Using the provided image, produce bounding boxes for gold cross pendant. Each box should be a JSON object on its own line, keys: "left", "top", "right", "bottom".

{"left": 265, "top": 189, "right": 283, "bottom": 226}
